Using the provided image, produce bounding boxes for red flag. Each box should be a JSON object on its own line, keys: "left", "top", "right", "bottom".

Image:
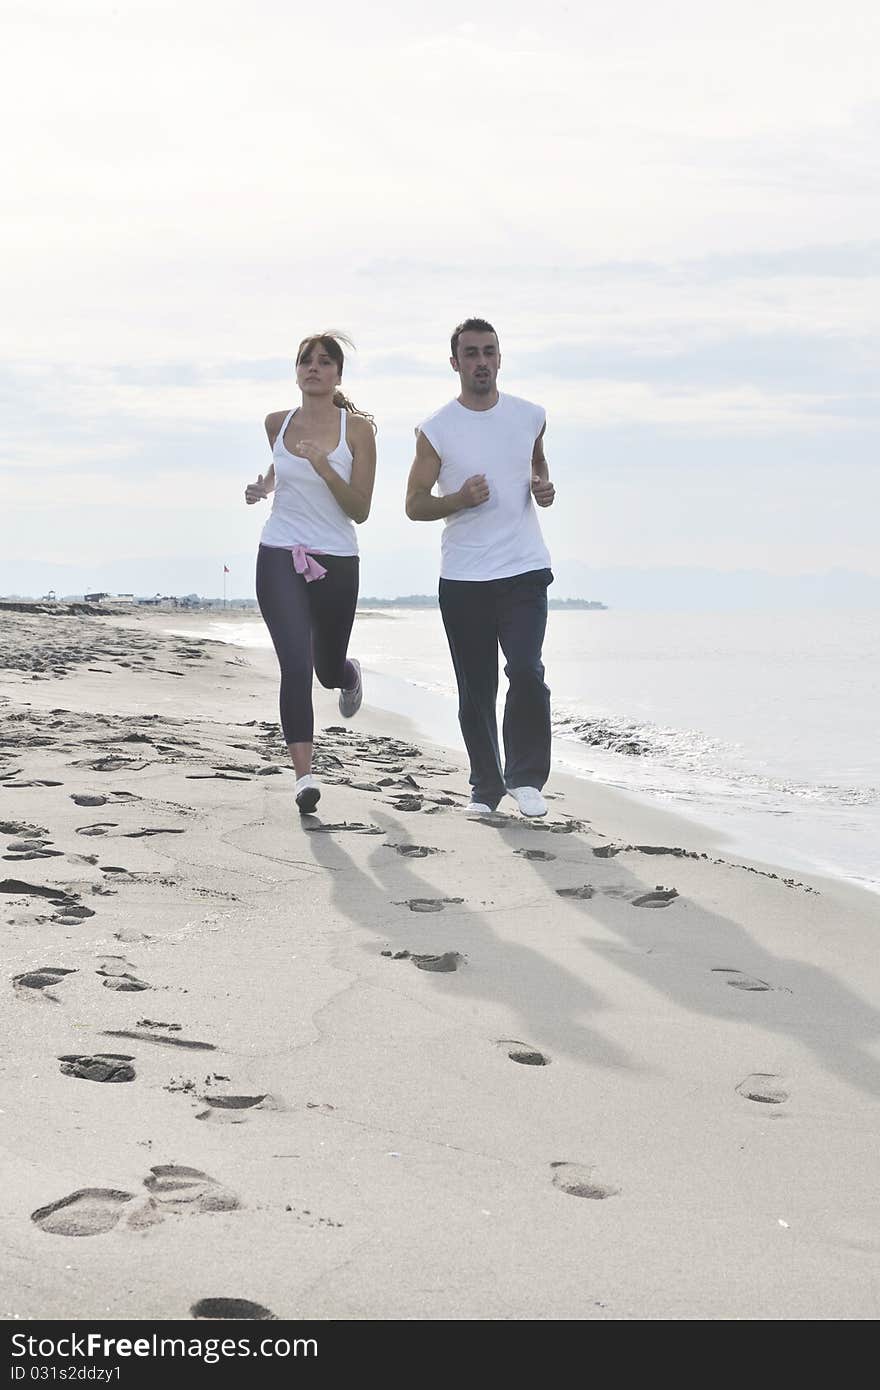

{"left": 223, "top": 565, "right": 230, "bottom": 574}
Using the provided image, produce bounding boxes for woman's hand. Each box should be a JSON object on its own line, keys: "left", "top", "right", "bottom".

{"left": 295, "top": 440, "right": 332, "bottom": 479}
{"left": 245, "top": 474, "right": 269, "bottom": 504}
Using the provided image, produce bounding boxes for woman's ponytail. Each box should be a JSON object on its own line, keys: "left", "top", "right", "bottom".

{"left": 333, "top": 387, "right": 377, "bottom": 434}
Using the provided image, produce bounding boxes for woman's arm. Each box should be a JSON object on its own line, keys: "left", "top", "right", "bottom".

{"left": 244, "top": 462, "right": 275, "bottom": 504}
{"left": 244, "top": 414, "right": 282, "bottom": 504}
{"left": 296, "top": 415, "right": 376, "bottom": 524}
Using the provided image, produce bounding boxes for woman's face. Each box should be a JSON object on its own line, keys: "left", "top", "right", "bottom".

{"left": 296, "top": 342, "right": 341, "bottom": 397}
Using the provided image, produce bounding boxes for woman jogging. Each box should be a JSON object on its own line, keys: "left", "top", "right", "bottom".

{"left": 245, "top": 332, "right": 376, "bottom": 814}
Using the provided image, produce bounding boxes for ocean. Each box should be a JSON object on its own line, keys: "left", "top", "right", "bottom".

{"left": 174, "top": 607, "right": 880, "bottom": 895}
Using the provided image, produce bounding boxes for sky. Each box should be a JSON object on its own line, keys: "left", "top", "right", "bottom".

{"left": 2, "top": 0, "right": 879, "bottom": 604}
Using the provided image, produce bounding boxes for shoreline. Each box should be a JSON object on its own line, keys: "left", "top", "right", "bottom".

{"left": 153, "top": 608, "right": 880, "bottom": 900}
{"left": 2, "top": 608, "right": 879, "bottom": 1320}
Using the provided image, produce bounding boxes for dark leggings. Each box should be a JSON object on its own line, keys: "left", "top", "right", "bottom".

{"left": 256, "top": 545, "right": 359, "bottom": 745}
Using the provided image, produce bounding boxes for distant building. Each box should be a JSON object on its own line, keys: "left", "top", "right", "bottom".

{"left": 84, "top": 592, "right": 110, "bottom": 603}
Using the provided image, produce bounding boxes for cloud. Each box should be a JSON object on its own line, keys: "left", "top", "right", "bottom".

{"left": 2, "top": 0, "right": 878, "bottom": 591}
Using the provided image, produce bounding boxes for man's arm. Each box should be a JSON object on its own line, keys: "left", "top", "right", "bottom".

{"left": 405, "top": 430, "right": 489, "bottom": 520}
{"left": 530, "top": 424, "right": 555, "bottom": 507}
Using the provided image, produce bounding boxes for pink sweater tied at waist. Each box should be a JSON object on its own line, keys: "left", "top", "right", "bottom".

{"left": 289, "top": 546, "right": 327, "bottom": 583}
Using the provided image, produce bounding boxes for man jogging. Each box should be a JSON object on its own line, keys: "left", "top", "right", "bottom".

{"left": 406, "top": 317, "right": 555, "bottom": 816}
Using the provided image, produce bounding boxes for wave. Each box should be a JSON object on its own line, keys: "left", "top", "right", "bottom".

{"left": 552, "top": 708, "right": 879, "bottom": 809}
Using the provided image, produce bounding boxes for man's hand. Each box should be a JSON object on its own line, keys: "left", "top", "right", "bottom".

{"left": 456, "top": 474, "right": 490, "bottom": 509}
{"left": 245, "top": 474, "right": 268, "bottom": 504}
{"left": 295, "top": 440, "right": 332, "bottom": 478}
{"left": 531, "top": 475, "right": 555, "bottom": 508}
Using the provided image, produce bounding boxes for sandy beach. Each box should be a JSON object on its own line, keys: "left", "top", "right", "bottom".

{"left": 1, "top": 606, "right": 878, "bottom": 1321}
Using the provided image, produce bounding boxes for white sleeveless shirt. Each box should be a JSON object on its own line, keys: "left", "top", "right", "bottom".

{"left": 418, "top": 393, "right": 551, "bottom": 581}
{"left": 260, "top": 407, "right": 359, "bottom": 555}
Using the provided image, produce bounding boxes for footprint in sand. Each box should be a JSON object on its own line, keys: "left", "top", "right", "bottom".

{"left": 3, "top": 779, "right": 64, "bottom": 788}
{"left": 736, "top": 1073, "right": 790, "bottom": 1104}
{"left": 5, "top": 845, "right": 63, "bottom": 856}
{"left": 515, "top": 848, "right": 556, "bottom": 861}
{"left": 497, "top": 1039, "right": 551, "bottom": 1066}
{"left": 53, "top": 905, "right": 96, "bottom": 924}
{"left": 185, "top": 772, "right": 252, "bottom": 782}
{"left": 467, "top": 812, "right": 511, "bottom": 827}
{"left": 101, "top": 974, "right": 150, "bottom": 992}
{"left": 143, "top": 1165, "right": 240, "bottom": 1212}
{"left": 191, "top": 1298, "right": 275, "bottom": 1320}
{"left": 4, "top": 837, "right": 63, "bottom": 861}
{"left": 410, "top": 951, "right": 464, "bottom": 973}
{"left": 1, "top": 821, "right": 50, "bottom": 839}
{"left": 104, "top": 1028, "right": 216, "bottom": 1051}
{"left": 631, "top": 886, "right": 679, "bottom": 908}
{"left": 122, "top": 828, "right": 186, "bottom": 839}
{"left": 385, "top": 843, "right": 441, "bottom": 858}
{"left": 96, "top": 956, "right": 150, "bottom": 991}
{"left": 712, "top": 968, "right": 774, "bottom": 992}
{"left": 31, "top": 1188, "right": 136, "bottom": 1237}
{"left": 96, "top": 954, "right": 134, "bottom": 975}
{"left": 84, "top": 757, "right": 149, "bottom": 773}
{"left": 14, "top": 966, "right": 76, "bottom": 993}
{"left": 32, "top": 1166, "right": 239, "bottom": 1237}
{"left": 59, "top": 1053, "right": 136, "bottom": 1083}
{"left": 71, "top": 794, "right": 107, "bottom": 807}
{"left": 381, "top": 948, "right": 463, "bottom": 971}
{"left": 304, "top": 821, "right": 384, "bottom": 835}
{"left": 534, "top": 819, "right": 585, "bottom": 835}
{"left": 1, "top": 879, "right": 76, "bottom": 906}
{"left": 76, "top": 823, "right": 118, "bottom": 837}
{"left": 195, "top": 1095, "right": 278, "bottom": 1124}
{"left": 395, "top": 897, "right": 464, "bottom": 913}
{"left": 556, "top": 885, "right": 595, "bottom": 900}
{"left": 199, "top": 1094, "right": 271, "bottom": 1111}
{"left": 550, "top": 1161, "right": 620, "bottom": 1200}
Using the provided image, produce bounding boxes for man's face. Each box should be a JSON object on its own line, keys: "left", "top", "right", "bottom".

{"left": 452, "top": 331, "right": 500, "bottom": 394}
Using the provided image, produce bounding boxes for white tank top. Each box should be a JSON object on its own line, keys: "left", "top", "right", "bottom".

{"left": 260, "top": 407, "right": 359, "bottom": 555}
{"left": 418, "top": 393, "right": 551, "bottom": 581}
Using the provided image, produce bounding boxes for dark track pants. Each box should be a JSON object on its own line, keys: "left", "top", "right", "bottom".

{"left": 256, "top": 545, "right": 358, "bottom": 745}
{"left": 438, "top": 567, "right": 552, "bottom": 809}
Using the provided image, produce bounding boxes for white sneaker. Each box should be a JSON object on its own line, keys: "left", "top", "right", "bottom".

{"left": 463, "top": 801, "right": 495, "bottom": 817}
{"left": 508, "top": 786, "right": 547, "bottom": 817}
{"left": 338, "top": 659, "right": 362, "bottom": 718}
{"left": 295, "top": 774, "right": 321, "bottom": 815}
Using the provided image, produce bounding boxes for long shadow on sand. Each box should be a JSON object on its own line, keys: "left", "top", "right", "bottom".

{"left": 303, "top": 809, "right": 637, "bottom": 1073}
{"left": 480, "top": 814, "right": 880, "bottom": 1099}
